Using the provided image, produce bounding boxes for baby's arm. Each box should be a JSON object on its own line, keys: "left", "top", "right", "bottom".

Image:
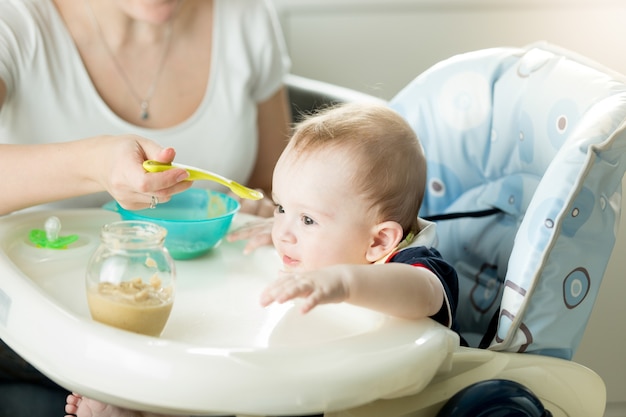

{"left": 260, "top": 263, "right": 444, "bottom": 320}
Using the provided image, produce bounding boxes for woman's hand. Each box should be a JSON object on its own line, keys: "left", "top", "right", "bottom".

{"left": 101, "top": 135, "right": 192, "bottom": 210}
{"left": 0, "top": 135, "right": 192, "bottom": 214}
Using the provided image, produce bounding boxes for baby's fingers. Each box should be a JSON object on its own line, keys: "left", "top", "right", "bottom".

{"left": 227, "top": 218, "right": 273, "bottom": 241}
{"left": 239, "top": 195, "right": 275, "bottom": 217}
{"left": 260, "top": 276, "right": 313, "bottom": 307}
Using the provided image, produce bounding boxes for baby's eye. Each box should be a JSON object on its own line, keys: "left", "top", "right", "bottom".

{"left": 302, "top": 216, "right": 315, "bottom": 226}
{"left": 275, "top": 204, "right": 285, "bottom": 214}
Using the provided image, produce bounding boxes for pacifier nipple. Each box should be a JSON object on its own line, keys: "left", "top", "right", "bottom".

{"left": 45, "top": 216, "right": 61, "bottom": 242}
{"left": 29, "top": 216, "right": 79, "bottom": 249}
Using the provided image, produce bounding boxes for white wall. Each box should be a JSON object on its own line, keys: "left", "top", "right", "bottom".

{"left": 274, "top": 1, "right": 626, "bottom": 415}
{"left": 275, "top": 0, "right": 626, "bottom": 100}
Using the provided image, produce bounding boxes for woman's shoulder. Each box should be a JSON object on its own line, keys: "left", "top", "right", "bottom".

{"left": 213, "top": 0, "right": 286, "bottom": 63}
{"left": 0, "top": 0, "right": 59, "bottom": 42}
{"left": 217, "top": 0, "right": 274, "bottom": 9}
{"left": 215, "top": 0, "right": 279, "bottom": 24}
{"left": 0, "top": 0, "right": 62, "bottom": 86}
{"left": 0, "top": 0, "right": 56, "bottom": 22}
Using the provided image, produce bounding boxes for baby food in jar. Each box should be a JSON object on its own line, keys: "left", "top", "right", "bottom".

{"left": 86, "top": 221, "right": 175, "bottom": 336}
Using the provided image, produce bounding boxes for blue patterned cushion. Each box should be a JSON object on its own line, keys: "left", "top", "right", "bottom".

{"left": 390, "top": 43, "right": 626, "bottom": 359}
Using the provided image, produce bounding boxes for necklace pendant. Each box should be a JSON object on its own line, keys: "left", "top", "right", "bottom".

{"left": 140, "top": 102, "right": 149, "bottom": 120}
{"left": 86, "top": 0, "right": 172, "bottom": 125}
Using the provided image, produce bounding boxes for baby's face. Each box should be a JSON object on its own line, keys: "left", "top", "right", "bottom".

{"left": 271, "top": 148, "right": 376, "bottom": 272}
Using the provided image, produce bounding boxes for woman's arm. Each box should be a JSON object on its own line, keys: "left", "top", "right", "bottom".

{"left": 238, "top": 85, "right": 291, "bottom": 217}
{"left": 249, "top": 86, "right": 291, "bottom": 192}
{"left": 0, "top": 135, "right": 191, "bottom": 215}
{"left": 0, "top": 76, "right": 193, "bottom": 215}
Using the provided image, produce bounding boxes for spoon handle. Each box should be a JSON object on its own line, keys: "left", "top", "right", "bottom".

{"left": 142, "top": 160, "right": 263, "bottom": 200}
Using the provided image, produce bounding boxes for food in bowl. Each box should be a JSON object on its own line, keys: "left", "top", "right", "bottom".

{"left": 103, "top": 188, "right": 240, "bottom": 260}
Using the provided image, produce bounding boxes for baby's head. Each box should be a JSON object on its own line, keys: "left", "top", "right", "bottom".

{"left": 278, "top": 102, "right": 426, "bottom": 238}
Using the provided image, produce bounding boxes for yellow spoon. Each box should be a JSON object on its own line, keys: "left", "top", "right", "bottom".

{"left": 143, "top": 160, "right": 263, "bottom": 201}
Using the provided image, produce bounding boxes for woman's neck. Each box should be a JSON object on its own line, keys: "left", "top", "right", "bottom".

{"left": 83, "top": 0, "right": 185, "bottom": 45}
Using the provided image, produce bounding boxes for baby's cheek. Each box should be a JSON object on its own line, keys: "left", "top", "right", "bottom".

{"left": 309, "top": 250, "right": 362, "bottom": 271}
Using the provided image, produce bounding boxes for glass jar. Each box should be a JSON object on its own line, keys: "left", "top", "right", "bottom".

{"left": 86, "top": 221, "right": 176, "bottom": 336}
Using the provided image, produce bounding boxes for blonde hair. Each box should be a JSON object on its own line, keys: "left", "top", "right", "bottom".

{"left": 287, "top": 102, "right": 426, "bottom": 237}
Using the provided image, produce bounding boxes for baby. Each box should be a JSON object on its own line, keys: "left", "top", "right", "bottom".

{"left": 66, "top": 102, "right": 459, "bottom": 417}
{"left": 248, "top": 101, "right": 459, "bottom": 326}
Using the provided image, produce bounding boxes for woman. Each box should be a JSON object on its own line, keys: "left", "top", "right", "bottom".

{"left": 0, "top": 0, "right": 290, "bottom": 214}
{"left": 0, "top": 0, "right": 291, "bottom": 414}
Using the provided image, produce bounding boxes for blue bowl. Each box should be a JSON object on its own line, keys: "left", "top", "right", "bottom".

{"left": 104, "top": 189, "right": 240, "bottom": 260}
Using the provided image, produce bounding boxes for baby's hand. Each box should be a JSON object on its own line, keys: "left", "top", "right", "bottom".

{"left": 259, "top": 268, "right": 350, "bottom": 314}
{"left": 226, "top": 218, "right": 273, "bottom": 254}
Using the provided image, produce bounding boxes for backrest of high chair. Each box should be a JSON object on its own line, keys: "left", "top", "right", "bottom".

{"left": 390, "top": 42, "right": 626, "bottom": 360}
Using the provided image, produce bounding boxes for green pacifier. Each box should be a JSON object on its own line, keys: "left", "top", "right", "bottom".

{"left": 29, "top": 216, "right": 79, "bottom": 249}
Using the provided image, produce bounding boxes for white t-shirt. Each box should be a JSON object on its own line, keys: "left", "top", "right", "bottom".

{"left": 0, "top": 0, "right": 290, "bottom": 209}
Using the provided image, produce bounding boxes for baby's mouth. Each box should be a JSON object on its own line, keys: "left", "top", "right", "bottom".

{"left": 281, "top": 254, "right": 300, "bottom": 269}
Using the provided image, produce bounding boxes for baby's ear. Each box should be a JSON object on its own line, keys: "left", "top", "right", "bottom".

{"left": 365, "top": 221, "right": 404, "bottom": 262}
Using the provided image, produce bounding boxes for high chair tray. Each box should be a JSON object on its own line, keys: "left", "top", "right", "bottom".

{"left": 0, "top": 209, "right": 459, "bottom": 416}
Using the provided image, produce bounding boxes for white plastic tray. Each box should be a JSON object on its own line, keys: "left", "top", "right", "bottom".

{"left": 0, "top": 209, "right": 458, "bottom": 416}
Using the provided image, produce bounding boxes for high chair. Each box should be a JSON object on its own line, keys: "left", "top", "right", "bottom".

{"left": 312, "top": 42, "right": 626, "bottom": 417}
{"left": 0, "top": 43, "right": 623, "bottom": 417}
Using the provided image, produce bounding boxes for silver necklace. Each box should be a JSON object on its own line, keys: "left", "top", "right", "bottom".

{"left": 84, "top": 0, "right": 174, "bottom": 120}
